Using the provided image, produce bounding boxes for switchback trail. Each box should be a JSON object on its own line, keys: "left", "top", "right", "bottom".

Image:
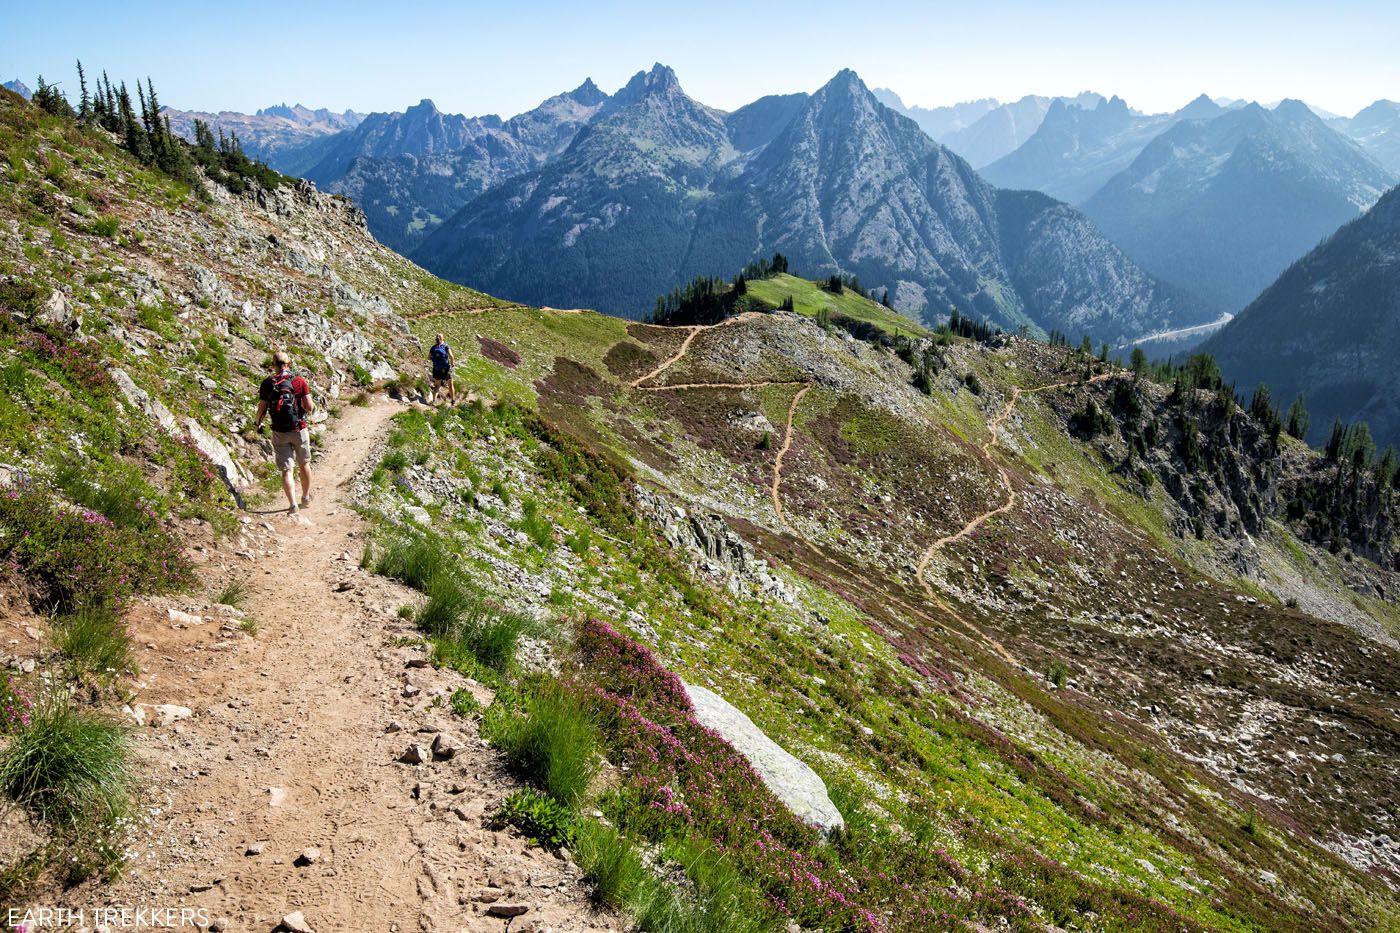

{"left": 631, "top": 313, "right": 809, "bottom": 540}
{"left": 104, "top": 399, "right": 618, "bottom": 932}
{"left": 633, "top": 311, "right": 1116, "bottom": 667}
{"left": 914, "top": 372, "right": 1117, "bottom": 663}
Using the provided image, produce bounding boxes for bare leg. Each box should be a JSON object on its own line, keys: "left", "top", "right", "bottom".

{"left": 299, "top": 462, "right": 313, "bottom": 503}
{"left": 449, "top": 379, "right": 457, "bottom": 405}
{"left": 281, "top": 469, "right": 296, "bottom": 511}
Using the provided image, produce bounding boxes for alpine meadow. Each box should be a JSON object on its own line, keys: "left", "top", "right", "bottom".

{"left": 1, "top": 4, "right": 1399, "bottom": 931}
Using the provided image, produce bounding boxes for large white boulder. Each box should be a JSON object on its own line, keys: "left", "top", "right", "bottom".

{"left": 683, "top": 682, "right": 844, "bottom": 833}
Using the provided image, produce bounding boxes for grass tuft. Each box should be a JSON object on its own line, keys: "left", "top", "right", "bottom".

{"left": 0, "top": 695, "right": 133, "bottom": 837}
{"left": 53, "top": 606, "right": 132, "bottom": 678}
{"left": 490, "top": 679, "right": 600, "bottom": 808}
{"left": 215, "top": 580, "right": 249, "bottom": 609}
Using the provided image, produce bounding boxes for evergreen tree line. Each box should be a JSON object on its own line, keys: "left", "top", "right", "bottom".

{"left": 740, "top": 252, "right": 791, "bottom": 281}
{"left": 649, "top": 274, "right": 737, "bottom": 326}
{"left": 26, "top": 61, "right": 287, "bottom": 196}
{"left": 940, "top": 308, "right": 1000, "bottom": 343}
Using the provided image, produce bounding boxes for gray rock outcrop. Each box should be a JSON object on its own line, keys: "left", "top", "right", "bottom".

{"left": 683, "top": 682, "right": 843, "bottom": 833}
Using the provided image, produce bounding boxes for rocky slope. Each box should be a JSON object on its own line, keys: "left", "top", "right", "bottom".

{"left": 1085, "top": 100, "right": 1395, "bottom": 311}
{"left": 416, "top": 67, "right": 1213, "bottom": 343}
{"left": 1200, "top": 183, "right": 1400, "bottom": 447}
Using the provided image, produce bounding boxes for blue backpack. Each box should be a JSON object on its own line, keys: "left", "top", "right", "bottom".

{"left": 430, "top": 343, "right": 451, "bottom": 378}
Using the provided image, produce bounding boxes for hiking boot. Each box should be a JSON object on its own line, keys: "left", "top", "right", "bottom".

{"left": 288, "top": 504, "right": 299, "bottom": 515}
{"left": 300, "top": 493, "right": 313, "bottom": 508}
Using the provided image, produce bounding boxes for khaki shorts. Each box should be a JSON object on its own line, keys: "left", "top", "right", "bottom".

{"left": 272, "top": 428, "right": 311, "bottom": 472}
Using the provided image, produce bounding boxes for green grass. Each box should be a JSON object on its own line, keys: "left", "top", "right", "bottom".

{"left": 215, "top": 580, "right": 249, "bottom": 609}
{"left": 371, "top": 530, "right": 528, "bottom": 672}
{"left": 53, "top": 607, "right": 132, "bottom": 679}
{"left": 0, "top": 695, "right": 133, "bottom": 835}
{"left": 488, "top": 679, "right": 600, "bottom": 808}
{"left": 745, "top": 273, "right": 932, "bottom": 338}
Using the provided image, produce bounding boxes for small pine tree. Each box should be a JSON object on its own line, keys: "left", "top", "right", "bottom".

{"left": 1130, "top": 347, "right": 1148, "bottom": 376}
{"left": 1284, "top": 394, "right": 1309, "bottom": 440}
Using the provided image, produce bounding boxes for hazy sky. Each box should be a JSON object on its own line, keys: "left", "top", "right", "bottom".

{"left": 3, "top": 0, "right": 1396, "bottom": 119}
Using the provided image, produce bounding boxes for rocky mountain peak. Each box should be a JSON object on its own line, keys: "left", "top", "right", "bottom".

{"left": 1176, "top": 93, "right": 1223, "bottom": 120}
{"left": 613, "top": 63, "right": 684, "bottom": 107}
{"left": 568, "top": 77, "right": 607, "bottom": 106}
{"left": 406, "top": 98, "right": 441, "bottom": 115}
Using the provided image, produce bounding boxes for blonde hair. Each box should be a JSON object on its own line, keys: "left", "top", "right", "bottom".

{"left": 435, "top": 333, "right": 445, "bottom": 344}
{"left": 272, "top": 351, "right": 290, "bottom": 367}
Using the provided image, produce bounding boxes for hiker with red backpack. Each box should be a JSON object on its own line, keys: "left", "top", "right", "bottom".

{"left": 254, "top": 351, "right": 315, "bottom": 515}
{"left": 429, "top": 333, "right": 456, "bottom": 406}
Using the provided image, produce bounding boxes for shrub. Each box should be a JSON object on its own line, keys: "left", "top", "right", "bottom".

{"left": 0, "top": 695, "right": 133, "bottom": 833}
{"left": 450, "top": 687, "right": 482, "bottom": 718}
{"left": 349, "top": 362, "right": 373, "bottom": 387}
{"left": 491, "top": 679, "right": 600, "bottom": 808}
{"left": 381, "top": 449, "right": 409, "bottom": 473}
{"left": 494, "top": 788, "right": 577, "bottom": 850}
{"left": 350, "top": 391, "right": 370, "bottom": 407}
{"left": 54, "top": 606, "right": 132, "bottom": 678}
{"left": 1047, "top": 661, "right": 1069, "bottom": 688}
{"left": 0, "top": 485, "right": 192, "bottom": 610}
{"left": 756, "top": 431, "right": 772, "bottom": 451}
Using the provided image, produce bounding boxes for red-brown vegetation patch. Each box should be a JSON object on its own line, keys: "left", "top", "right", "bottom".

{"left": 477, "top": 335, "right": 521, "bottom": 369}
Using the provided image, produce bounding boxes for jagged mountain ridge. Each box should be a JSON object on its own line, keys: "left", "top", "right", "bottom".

{"left": 308, "top": 84, "right": 609, "bottom": 253}
{"left": 161, "top": 102, "right": 363, "bottom": 176}
{"left": 415, "top": 67, "right": 1213, "bottom": 342}
{"left": 981, "top": 94, "right": 1184, "bottom": 204}
{"left": 1085, "top": 100, "right": 1396, "bottom": 311}
{"left": 1200, "top": 183, "right": 1400, "bottom": 447}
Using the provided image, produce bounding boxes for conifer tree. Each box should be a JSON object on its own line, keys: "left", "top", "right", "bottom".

{"left": 76, "top": 60, "right": 90, "bottom": 121}
{"left": 1284, "top": 394, "right": 1309, "bottom": 440}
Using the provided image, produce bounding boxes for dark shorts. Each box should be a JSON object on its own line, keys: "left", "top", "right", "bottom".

{"left": 432, "top": 367, "right": 452, "bottom": 383}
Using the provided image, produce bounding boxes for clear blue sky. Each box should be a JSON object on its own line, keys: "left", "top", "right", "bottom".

{"left": 2, "top": 0, "right": 1396, "bottom": 119}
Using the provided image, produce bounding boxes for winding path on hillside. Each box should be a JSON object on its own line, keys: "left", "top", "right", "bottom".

{"left": 105, "top": 400, "right": 620, "bottom": 932}
{"left": 631, "top": 313, "right": 1115, "bottom": 665}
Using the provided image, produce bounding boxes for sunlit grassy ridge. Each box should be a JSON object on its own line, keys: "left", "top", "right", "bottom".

{"left": 395, "top": 305, "right": 1399, "bottom": 930}
{"left": 745, "top": 273, "right": 934, "bottom": 338}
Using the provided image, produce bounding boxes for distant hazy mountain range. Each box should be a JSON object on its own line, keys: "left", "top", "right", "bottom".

{"left": 166, "top": 75, "right": 1400, "bottom": 351}
{"left": 1201, "top": 183, "right": 1400, "bottom": 446}
{"left": 412, "top": 66, "right": 1209, "bottom": 341}
{"left": 1083, "top": 101, "right": 1394, "bottom": 310}
{"left": 874, "top": 89, "right": 1103, "bottom": 168}
{"left": 1328, "top": 100, "right": 1400, "bottom": 174}
{"left": 160, "top": 103, "right": 363, "bottom": 175}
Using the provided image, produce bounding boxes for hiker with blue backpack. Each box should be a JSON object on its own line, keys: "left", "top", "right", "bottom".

{"left": 429, "top": 333, "right": 456, "bottom": 406}
{"left": 254, "top": 350, "right": 315, "bottom": 515}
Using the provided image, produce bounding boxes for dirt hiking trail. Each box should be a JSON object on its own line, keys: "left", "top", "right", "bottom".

{"left": 104, "top": 399, "right": 619, "bottom": 933}
{"left": 631, "top": 313, "right": 1116, "bottom": 666}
